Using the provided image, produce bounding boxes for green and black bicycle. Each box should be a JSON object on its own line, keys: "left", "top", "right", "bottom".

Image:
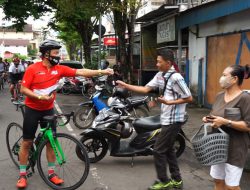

{"left": 6, "top": 101, "right": 90, "bottom": 190}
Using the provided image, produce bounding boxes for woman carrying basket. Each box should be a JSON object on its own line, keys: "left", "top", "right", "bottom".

{"left": 202, "top": 65, "right": 250, "bottom": 190}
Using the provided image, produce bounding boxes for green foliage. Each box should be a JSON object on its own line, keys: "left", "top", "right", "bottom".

{"left": 85, "top": 51, "right": 107, "bottom": 69}
{"left": 1, "top": 0, "right": 54, "bottom": 31}
{"left": 12, "top": 53, "right": 28, "bottom": 60}
{"left": 54, "top": 21, "right": 82, "bottom": 60}
{"left": 27, "top": 45, "right": 38, "bottom": 56}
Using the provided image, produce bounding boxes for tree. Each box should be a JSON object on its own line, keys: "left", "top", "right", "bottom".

{"left": 54, "top": 21, "right": 82, "bottom": 61}
{"left": 1, "top": 0, "right": 54, "bottom": 31}
{"left": 1, "top": 0, "right": 109, "bottom": 66}
{"left": 126, "top": 0, "right": 142, "bottom": 83}
{"left": 49, "top": 0, "right": 111, "bottom": 65}
{"left": 27, "top": 45, "right": 38, "bottom": 57}
{"left": 110, "top": 0, "right": 142, "bottom": 83}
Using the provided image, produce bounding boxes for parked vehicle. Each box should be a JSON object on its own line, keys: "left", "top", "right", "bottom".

{"left": 73, "top": 85, "right": 149, "bottom": 129}
{"left": 76, "top": 109, "right": 188, "bottom": 163}
{"left": 58, "top": 60, "right": 86, "bottom": 93}
{"left": 61, "top": 77, "right": 81, "bottom": 95}
{"left": 59, "top": 60, "right": 84, "bottom": 69}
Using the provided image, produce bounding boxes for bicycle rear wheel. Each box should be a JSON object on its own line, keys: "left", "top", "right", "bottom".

{"left": 37, "top": 133, "right": 89, "bottom": 190}
{"left": 6, "top": 122, "right": 23, "bottom": 169}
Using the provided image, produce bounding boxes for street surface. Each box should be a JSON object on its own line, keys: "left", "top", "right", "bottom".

{"left": 0, "top": 86, "right": 249, "bottom": 190}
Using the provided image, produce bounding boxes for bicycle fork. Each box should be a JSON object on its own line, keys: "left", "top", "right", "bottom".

{"left": 47, "top": 131, "right": 66, "bottom": 165}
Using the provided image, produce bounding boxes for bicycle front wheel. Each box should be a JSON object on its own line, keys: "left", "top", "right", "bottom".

{"left": 6, "top": 122, "right": 23, "bottom": 169}
{"left": 37, "top": 133, "right": 89, "bottom": 190}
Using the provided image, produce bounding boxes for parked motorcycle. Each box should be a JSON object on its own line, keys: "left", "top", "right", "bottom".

{"left": 76, "top": 109, "right": 188, "bottom": 163}
{"left": 73, "top": 85, "right": 149, "bottom": 129}
{"left": 81, "top": 77, "right": 95, "bottom": 98}
{"left": 61, "top": 77, "right": 83, "bottom": 95}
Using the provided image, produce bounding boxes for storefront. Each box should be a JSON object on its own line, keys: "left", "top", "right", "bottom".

{"left": 137, "top": 6, "right": 189, "bottom": 85}
{"left": 177, "top": 0, "right": 250, "bottom": 106}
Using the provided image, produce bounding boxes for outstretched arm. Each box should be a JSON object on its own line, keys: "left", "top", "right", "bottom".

{"left": 116, "top": 80, "right": 152, "bottom": 94}
{"left": 76, "top": 68, "right": 113, "bottom": 77}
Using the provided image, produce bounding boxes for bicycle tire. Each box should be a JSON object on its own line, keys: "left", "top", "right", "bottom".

{"left": 73, "top": 104, "right": 96, "bottom": 129}
{"left": 0, "top": 77, "right": 3, "bottom": 90}
{"left": 6, "top": 122, "right": 23, "bottom": 169}
{"left": 36, "top": 133, "right": 89, "bottom": 190}
{"left": 1, "top": 77, "right": 4, "bottom": 89}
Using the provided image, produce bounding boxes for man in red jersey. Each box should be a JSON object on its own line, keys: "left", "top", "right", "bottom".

{"left": 16, "top": 39, "right": 113, "bottom": 189}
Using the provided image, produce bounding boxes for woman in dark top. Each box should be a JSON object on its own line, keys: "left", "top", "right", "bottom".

{"left": 202, "top": 65, "right": 250, "bottom": 190}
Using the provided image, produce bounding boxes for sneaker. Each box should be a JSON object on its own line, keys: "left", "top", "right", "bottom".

{"left": 148, "top": 180, "right": 173, "bottom": 190}
{"left": 16, "top": 175, "right": 27, "bottom": 189}
{"left": 171, "top": 179, "right": 183, "bottom": 189}
{"left": 48, "top": 173, "right": 64, "bottom": 185}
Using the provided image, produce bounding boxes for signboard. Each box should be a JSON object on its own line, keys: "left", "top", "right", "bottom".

{"left": 104, "top": 37, "right": 118, "bottom": 46}
{"left": 157, "top": 18, "right": 175, "bottom": 44}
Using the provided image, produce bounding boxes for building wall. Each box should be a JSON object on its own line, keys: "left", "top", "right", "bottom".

{"left": 188, "top": 8, "right": 250, "bottom": 104}
{"left": 0, "top": 31, "right": 33, "bottom": 40}
{"left": 135, "top": 0, "right": 165, "bottom": 32}
{"left": 4, "top": 46, "right": 27, "bottom": 56}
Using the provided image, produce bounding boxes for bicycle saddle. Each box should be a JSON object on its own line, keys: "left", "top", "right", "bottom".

{"left": 43, "top": 115, "right": 56, "bottom": 122}
{"left": 133, "top": 115, "right": 161, "bottom": 133}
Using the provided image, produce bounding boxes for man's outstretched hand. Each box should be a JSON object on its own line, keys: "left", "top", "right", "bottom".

{"left": 103, "top": 68, "right": 114, "bottom": 75}
{"left": 115, "top": 80, "right": 127, "bottom": 88}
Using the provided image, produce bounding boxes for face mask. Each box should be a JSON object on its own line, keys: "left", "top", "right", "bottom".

{"left": 219, "top": 76, "right": 234, "bottom": 89}
{"left": 49, "top": 56, "right": 60, "bottom": 66}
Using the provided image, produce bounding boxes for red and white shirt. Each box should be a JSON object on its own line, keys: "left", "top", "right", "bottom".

{"left": 22, "top": 61, "right": 77, "bottom": 110}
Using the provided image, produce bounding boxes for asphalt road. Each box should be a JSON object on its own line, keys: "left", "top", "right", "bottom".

{"left": 0, "top": 86, "right": 249, "bottom": 190}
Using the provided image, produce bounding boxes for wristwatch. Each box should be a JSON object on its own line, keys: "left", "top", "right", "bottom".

{"left": 98, "top": 69, "right": 102, "bottom": 76}
{"left": 227, "top": 120, "right": 232, "bottom": 127}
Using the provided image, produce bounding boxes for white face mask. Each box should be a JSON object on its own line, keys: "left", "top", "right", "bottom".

{"left": 219, "top": 75, "right": 234, "bottom": 89}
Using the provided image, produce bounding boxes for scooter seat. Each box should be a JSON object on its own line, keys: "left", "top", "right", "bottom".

{"left": 126, "top": 96, "right": 148, "bottom": 108}
{"left": 133, "top": 115, "right": 161, "bottom": 133}
{"left": 126, "top": 96, "right": 148, "bottom": 104}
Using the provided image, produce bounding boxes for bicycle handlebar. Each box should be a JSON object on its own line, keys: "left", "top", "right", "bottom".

{"left": 57, "top": 111, "right": 74, "bottom": 126}
{"left": 12, "top": 100, "right": 74, "bottom": 128}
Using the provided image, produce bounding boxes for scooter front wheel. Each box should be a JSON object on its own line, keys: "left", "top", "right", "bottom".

{"left": 73, "top": 105, "right": 96, "bottom": 129}
{"left": 76, "top": 135, "right": 108, "bottom": 163}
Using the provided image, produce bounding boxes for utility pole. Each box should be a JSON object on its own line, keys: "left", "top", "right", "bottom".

{"left": 98, "top": 15, "right": 102, "bottom": 69}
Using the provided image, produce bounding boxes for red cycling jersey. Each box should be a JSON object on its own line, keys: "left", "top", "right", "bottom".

{"left": 22, "top": 61, "right": 77, "bottom": 110}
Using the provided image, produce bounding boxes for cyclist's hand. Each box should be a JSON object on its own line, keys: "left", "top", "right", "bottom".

{"left": 41, "top": 94, "right": 54, "bottom": 101}
{"left": 116, "top": 80, "right": 127, "bottom": 88}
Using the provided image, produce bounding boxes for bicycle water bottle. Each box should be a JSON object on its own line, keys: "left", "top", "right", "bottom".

{"left": 35, "top": 133, "right": 43, "bottom": 146}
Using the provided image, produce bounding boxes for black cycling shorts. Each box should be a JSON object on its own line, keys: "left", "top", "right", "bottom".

{"left": 23, "top": 106, "right": 54, "bottom": 140}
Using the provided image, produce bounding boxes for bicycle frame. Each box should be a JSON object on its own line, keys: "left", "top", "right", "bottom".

{"left": 31, "top": 119, "right": 71, "bottom": 167}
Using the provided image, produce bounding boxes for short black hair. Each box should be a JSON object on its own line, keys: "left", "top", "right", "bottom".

{"left": 157, "top": 49, "right": 175, "bottom": 63}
